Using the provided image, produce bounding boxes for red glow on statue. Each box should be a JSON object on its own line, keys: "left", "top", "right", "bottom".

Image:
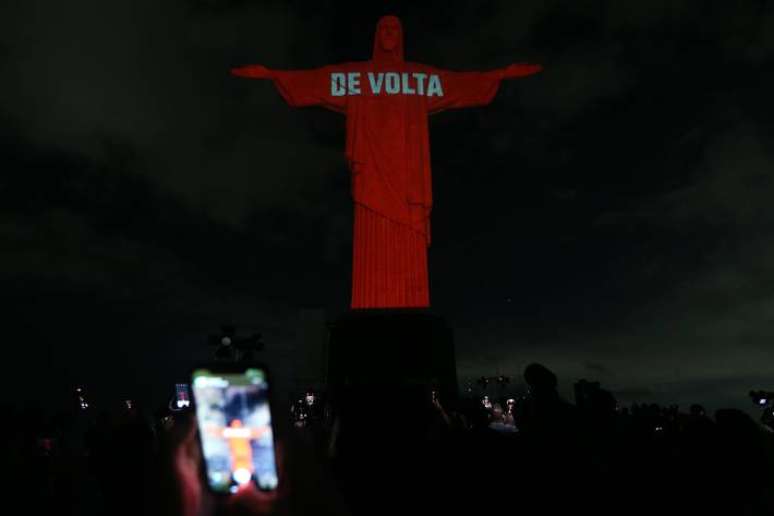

{"left": 232, "top": 15, "right": 541, "bottom": 309}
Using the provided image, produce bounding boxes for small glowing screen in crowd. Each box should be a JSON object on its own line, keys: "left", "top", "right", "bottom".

{"left": 175, "top": 383, "right": 191, "bottom": 408}
{"left": 192, "top": 368, "right": 278, "bottom": 492}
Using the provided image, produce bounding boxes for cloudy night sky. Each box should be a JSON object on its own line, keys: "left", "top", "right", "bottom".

{"left": 1, "top": 0, "right": 773, "bottom": 411}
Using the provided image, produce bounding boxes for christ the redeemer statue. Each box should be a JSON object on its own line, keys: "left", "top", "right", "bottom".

{"left": 232, "top": 15, "right": 541, "bottom": 309}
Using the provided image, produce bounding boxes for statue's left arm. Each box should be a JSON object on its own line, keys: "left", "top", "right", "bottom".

{"left": 428, "top": 63, "right": 542, "bottom": 114}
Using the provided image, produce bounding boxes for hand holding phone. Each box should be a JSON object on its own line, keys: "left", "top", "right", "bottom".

{"left": 191, "top": 366, "right": 279, "bottom": 494}
{"left": 175, "top": 375, "right": 346, "bottom": 516}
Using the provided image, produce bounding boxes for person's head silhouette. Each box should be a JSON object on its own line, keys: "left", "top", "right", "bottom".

{"left": 523, "top": 363, "right": 558, "bottom": 398}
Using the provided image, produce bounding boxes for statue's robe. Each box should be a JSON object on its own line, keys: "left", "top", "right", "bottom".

{"left": 262, "top": 19, "right": 507, "bottom": 308}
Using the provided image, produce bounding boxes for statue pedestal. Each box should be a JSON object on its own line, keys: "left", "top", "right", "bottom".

{"left": 325, "top": 309, "right": 457, "bottom": 399}
{"left": 324, "top": 310, "right": 458, "bottom": 515}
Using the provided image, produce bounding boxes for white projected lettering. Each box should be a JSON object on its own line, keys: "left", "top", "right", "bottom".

{"left": 330, "top": 71, "right": 444, "bottom": 97}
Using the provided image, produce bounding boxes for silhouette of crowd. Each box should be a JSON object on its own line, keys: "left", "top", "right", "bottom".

{"left": 3, "top": 363, "right": 773, "bottom": 516}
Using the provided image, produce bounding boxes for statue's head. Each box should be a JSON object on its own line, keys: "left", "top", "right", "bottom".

{"left": 373, "top": 15, "right": 403, "bottom": 62}
{"left": 378, "top": 16, "right": 400, "bottom": 51}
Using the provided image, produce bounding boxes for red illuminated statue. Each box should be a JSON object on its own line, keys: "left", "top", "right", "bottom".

{"left": 232, "top": 15, "right": 541, "bottom": 309}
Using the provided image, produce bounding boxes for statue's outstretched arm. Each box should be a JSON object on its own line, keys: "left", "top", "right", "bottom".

{"left": 230, "top": 64, "right": 274, "bottom": 79}
{"left": 498, "top": 63, "right": 543, "bottom": 80}
{"left": 427, "top": 62, "right": 542, "bottom": 114}
{"left": 231, "top": 64, "right": 347, "bottom": 112}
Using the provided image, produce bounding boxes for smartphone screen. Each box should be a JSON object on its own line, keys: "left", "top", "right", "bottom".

{"left": 175, "top": 383, "right": 191, "bottom": 409}
{"left": 192, "top": 367, "right": 279, "bottom": 493}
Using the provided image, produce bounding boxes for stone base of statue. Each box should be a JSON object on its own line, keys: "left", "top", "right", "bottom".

{"left": 325, "top": 309, "right": 457, "bottom": 400}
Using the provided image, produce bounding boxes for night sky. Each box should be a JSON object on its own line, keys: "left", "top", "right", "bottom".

{"left": 2, "top": 0, "right": 773, "bottom": 412}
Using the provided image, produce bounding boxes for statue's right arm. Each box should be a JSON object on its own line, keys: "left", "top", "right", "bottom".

{"left": 230, "top": 64, "right": 274, "bottom": 79}
{"left": 231, "top": 64, "right": 347, "bottom": 112}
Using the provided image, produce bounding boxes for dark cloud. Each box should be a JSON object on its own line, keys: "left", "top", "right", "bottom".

{"left": 584, "top": 362, "right": 612, "bottom": 377}
{"left": 0, "top": 0, "right": 344, "bottom": 225}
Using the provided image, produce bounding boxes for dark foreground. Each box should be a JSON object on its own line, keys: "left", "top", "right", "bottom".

{"left": 5, "top": 374, "right": 774, "bottom": 516}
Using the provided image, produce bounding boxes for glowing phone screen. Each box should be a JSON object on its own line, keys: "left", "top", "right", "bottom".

{"left": 192, "top": 368, "right": 278, "bottom": 493}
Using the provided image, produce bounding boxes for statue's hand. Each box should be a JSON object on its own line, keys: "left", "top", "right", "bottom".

{"left": 231, "top": 64, "right": 273, "bottom": 79}
{"left": 500, "top": 63, "right": 543, "bottom": 79}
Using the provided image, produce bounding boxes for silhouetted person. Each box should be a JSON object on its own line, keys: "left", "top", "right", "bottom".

{"left": 713, "top": 409, "right": 773, "bottom": 514}
{"left": 515, "top": 363, "right": 577, "bottom": 437}
{"left": 513, "top": 364, "right": 589, "bottom": 513}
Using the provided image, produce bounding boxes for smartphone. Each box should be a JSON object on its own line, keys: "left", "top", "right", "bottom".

{"left": 191, "top": 366, "right": 279, "bottom": 493}
{"left": 175, "top": 383, "right": 191, "bottom": 409}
